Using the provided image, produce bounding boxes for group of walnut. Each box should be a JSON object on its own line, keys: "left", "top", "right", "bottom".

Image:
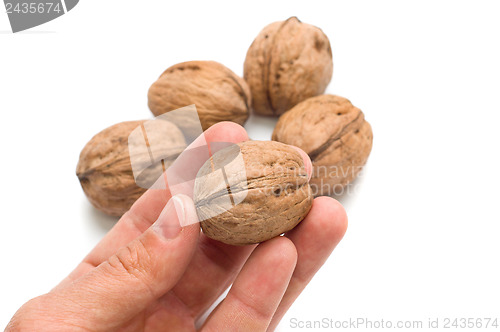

{"left": 77, "top": 17, "right": 373, "bottom": 245}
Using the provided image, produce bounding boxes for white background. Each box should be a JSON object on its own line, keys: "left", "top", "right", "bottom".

{"left": 1, "top": 1, "right": 500, "bottom": 331}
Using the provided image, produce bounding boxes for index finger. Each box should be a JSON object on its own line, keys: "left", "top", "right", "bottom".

{"left": 130, "top": 121, "right": 250, "bottom": 224}
{"left": 57, "top": 122, "right": 249, "bottom": 288}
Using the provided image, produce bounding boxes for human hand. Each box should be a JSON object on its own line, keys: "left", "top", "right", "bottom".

{"left": 6, "top": 122, "right": 347, "bottom": 332}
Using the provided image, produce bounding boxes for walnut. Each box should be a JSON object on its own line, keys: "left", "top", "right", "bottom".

{"left": 76, "top": 120, "right": 186, "bottom": 216}
{"left": 272, "top": 95, "right": 373, "bottom": 196}
{"left": 244, "top": 17, "right": 333, "bottom": 116}
{"left": 194, "top": 140, "right": 313, "bottom": 245}
{"left": 148, "top": 61, "right": 251, "bottom": 132}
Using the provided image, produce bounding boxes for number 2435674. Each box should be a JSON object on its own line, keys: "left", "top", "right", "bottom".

{"left": 5, "top": 2, "right": 62, "bottom": 14}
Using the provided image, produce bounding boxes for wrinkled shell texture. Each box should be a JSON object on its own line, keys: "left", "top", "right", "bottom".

{"left": 148, "top": 60, "right": 251, "bottom": 131}
{"left": 244, "top": 17, "right": 333, "bottom": 116}
{"left": 194, "top": 140, "right": 313, "bottom": 245}
{"left": 272, "top": 95, "right": 373, "bottom": 196}
{"left": 77, "top": 120, "right": 186, "bottom": 216}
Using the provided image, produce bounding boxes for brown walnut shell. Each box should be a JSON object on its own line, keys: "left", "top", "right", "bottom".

{"left": 194, "top": 140, "right": 313, "bottom": 245}
{"left": 244, "top": 17, "right": 333, "bottom": 116}
{"left": 148, "top": 60, "right": 251, "bottom": 132}
{"left": 77, "top": 120, "right": 186, "bottom": 216}
{"left": 272, "top": 95, "right": 373, "bottom": 196}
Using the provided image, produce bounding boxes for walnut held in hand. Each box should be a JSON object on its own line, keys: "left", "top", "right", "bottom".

{"left": 194, "top": 140, "right": 313, "bottom": 245}
{"left": 148, "top": 61, "right": 251, "bottom": 132}
{"left": 272, "top": 95, "right": 373, "bottom": 196}
{"left": 244, "top": 17, "right": 333, "bottom": 116}
{"left": 76, "top": 120, "right": 186, "bottom": 216}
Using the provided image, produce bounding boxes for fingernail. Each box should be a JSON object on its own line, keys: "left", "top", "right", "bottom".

{"left": 289, "top": 145, "right": 313, "bottom": 181}
{"left": 152, "top": 195, "right": 185, "bottom": 239}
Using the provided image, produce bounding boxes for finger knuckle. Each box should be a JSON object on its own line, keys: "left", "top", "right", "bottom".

{"left": 107, "top": 239, "right": 154, "bottom": 287}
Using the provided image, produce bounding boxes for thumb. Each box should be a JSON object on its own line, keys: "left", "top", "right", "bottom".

{"left": 56, "top": 194, "right": 200, "bottom": 330}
